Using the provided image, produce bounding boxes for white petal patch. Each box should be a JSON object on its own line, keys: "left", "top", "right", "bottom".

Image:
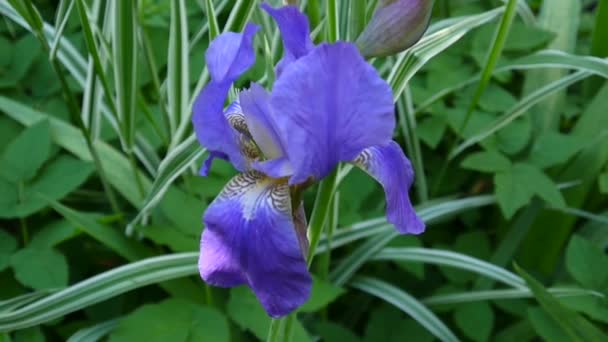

{"left": 217, "top": 171, "right": 291, "bottom": 220}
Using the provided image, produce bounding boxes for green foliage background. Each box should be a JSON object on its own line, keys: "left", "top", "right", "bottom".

{"left": 0, "top": 0, "right": 607, "bottom": 341}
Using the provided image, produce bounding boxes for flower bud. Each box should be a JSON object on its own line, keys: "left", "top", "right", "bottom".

{"left": 356, "top": 0, "right": 434, "bottom": 58}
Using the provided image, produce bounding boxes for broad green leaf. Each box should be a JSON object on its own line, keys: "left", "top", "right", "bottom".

{"left": 453, "top": 302, "right": 494, "bottom": 342}
{"left": 494, "top": 163, "right": 565, "bottom": 218}
{"left": 461, "top": 150, "right": 511, "bottom": 173}
{"left": 29, "top": 220, "right": 78, "bottom": 248}
{"left": 226, "top": 287, "right": 309, "bottom": 342}
{"left": 477, "top": 84, "right": 518, "bottom": 113}
{"left": 600, "top": 172, "right": 608, "bottom": 194}
{"left": 472, "top": 21, "right": 555, "bottom": 55}
{"left": 416, "top": 116, "right": 446, "bottom": 149}
{"left": 527, "top": 307, "right": 571, "bottom": 342}
{"left": 0, "top": 37, "right": 11, "bottom": 67}
{"left": 0, "top": 230, "right": 17, "bottom": 272}
{"left": 515, "top": 264, "right": 607, "bottom": 341}
{"left": 0, "top": 119, "right": 51, "bottom": 183}
{"left": 363, "top": 305, "right": 432, "bottom": 342}
{"left": 528, "top": 132, "right": 586, "bottom": 168}
{"left": 316, "top": 321, "right": 362, "bottom": 342}
{"left": 565, "top": 235, "right": 608, "bottom": 291}
{"left": 300, "top": 276, "right": 345, "bottom": 312}
{"left": 0, "top": 156, "right": 94, "bottom": 218}
{"left": 452, "top": 71, "right": 590, "bottom": 158}
{"left": 13, "top": 326, "right": 44, "bottom": 342}
{"left": 559, "top": 295, "right": 608, "bottom": 324}
{"left": 10, "top": 247, "right": 68, "bottom": 290}
{"left": 109, "top": 299, "right": 229, "bottom": 342}
{"left": 3, "top": 35, "right": 41, "bottom": 84}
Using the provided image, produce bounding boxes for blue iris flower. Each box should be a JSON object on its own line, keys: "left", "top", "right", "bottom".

{"left": 193, "top": 3, "right": 425, "bottom": 318}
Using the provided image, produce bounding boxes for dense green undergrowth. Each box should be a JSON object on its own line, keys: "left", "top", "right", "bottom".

{"left": 0, "top": 0, "right": 607, "bottom": 341}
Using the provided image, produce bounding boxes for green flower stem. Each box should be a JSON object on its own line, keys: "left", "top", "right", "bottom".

{"left": 266, "top": 318, "right": 281, "bottom": 342}
{"left": 306, "top": 168, "right": 338, "bottom": 266}
{"left": 267, "top": 168, "right": 339, "bottom": 342}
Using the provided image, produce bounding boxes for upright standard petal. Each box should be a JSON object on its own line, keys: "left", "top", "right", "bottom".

{"left": 239, "top": 83, "right": 285, "bottom": 160}
{"left": 261, "top": 3, "right": 313, "bottom": 75}
{"left": 192, "top": 24, "right": 259, "bottom": 172}
{"left": 352, "top": 141, "right": 425, "bottom": 234}
{"left": 271, "top": 43, "right": 395, "bottom": 184}
{"left": 199, "top": 171, "right": 311, "bottom": 317}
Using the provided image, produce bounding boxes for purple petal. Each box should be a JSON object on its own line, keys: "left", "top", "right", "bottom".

{"left": 261, "top": 3, "right": 313, "bottom": 75}
{"left": 270, "top": 42, "right": 395, "bottom": 184}
{"left": 206, "top": 24, "right": 259, "bottom": 83}
{"left": 239, "top": 83, "right": 286, "bottom": 159}
{"left": 352, "top": 141, "right": 425, "bottom": 234}
{"left": 192, "top": 24, "right": 259, "bottom": 172}
{"left": 200, "top": 151, "right": 229, "bottom": 176}
{"left": 199, "top": 171, "right": 311, "bottom": 317}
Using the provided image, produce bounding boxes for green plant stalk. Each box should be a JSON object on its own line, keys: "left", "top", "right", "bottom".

{"left": 137, "top": 22, "right": 170, "bottom": 144}
{"left": 267, "top": 169, "right": 339, "bottom": 342}
{"left": 348, "top": 0, "right": 366, "bottom": 41}
{"left": 455, "top": 0, "right": 518, "bottom": 148}
{"left": 398, "top": 88, "right": 428, "bottom": 203}
{"left": 16, "top": 0, "right": 122, "bottom": 216}
{"left": 113, "top": 0, "right": 145, "bottom": 198}
{"left": 326, "top": 0, "right": 339, "bottom": 42}
{"left": 265, "top": 319, "right": 281, "bottom": 342}
{"left": 585, "top": 0, "right": 608, "bottom": 97}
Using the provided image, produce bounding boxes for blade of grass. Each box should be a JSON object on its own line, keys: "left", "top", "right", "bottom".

{"left": 423, "top": 287, "right": 604, "bottom": 306}
{"left": 372, "top": 248, "right": 527, "bottom": 289}
{"left": 397, "top": 87, "right": 428, "bottom": 203}
{"left": 456, "top": 0, "right": 518, "bottom": 139}
{"left": 351, "top": 276, "right": 459, "bottom": 342}
{"left": 416, "top": 51, "right": 608, "bottom": 114}
{"left": 75, "top": 0, "right": 118, "bottom": 118}
{"left": 126, "top": 135, "right": 205, "bottom": 235}
{"left": 204, "top": 0, "right": 220, "bottom": 40}
{"left": 515, "top": 264, "right": 607, "bottom": 341}
{"left": 326, "top": 0, "right": 339, "bottom": 42}
{"left": 50, "top": 0, "right": 74, "bottom": 60}
{"left": 522, "top": 0, "right": 581, "bottom": 132}
{"left": 66, "top": 318, "right": 120, "bottom": 342}
{"left": 112, "top": 0, "right": 145, "bottom": 198}
{"left": 348, "top": 0, "right": 367, "bottom": 41}
{"left": 167, "top": 0, "right": 190, "bottom": 148}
